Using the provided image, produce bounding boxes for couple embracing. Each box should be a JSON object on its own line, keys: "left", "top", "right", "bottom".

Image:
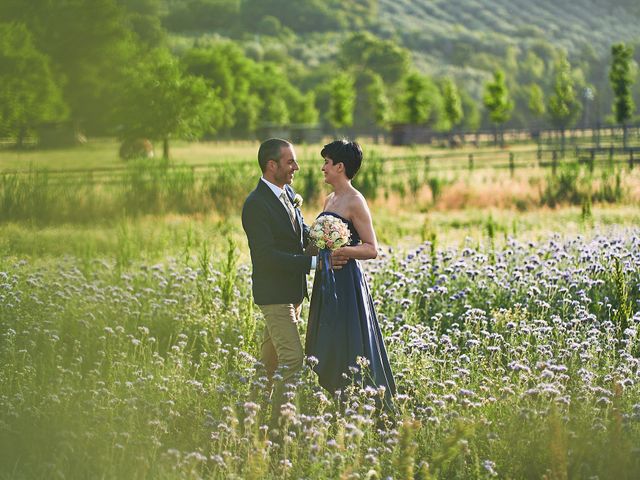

{"left": 241, "top": 138, "right": 395, "bottom": 433}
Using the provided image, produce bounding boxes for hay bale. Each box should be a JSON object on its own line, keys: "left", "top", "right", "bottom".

{"left": 119, "top": 138, "right": 154, "bottom": 160}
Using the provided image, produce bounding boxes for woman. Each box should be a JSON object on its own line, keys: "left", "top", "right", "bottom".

{"left": 305, "top": 140, "right": 395, "bottom": 409}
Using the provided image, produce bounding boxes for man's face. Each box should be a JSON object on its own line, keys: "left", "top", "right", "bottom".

{"left": 272, "top": 145, "right": 299, "bottom": 186}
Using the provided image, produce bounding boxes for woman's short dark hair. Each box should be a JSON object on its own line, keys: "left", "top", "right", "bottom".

{"left": 321, "top": 140, "right": 363, "bottom": 179}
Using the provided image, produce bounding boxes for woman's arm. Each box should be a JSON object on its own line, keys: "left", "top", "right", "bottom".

{"left": 333, "top": 194, "right": 378, "bottom": 261}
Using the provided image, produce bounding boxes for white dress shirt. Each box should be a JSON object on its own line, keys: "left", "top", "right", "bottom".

{"left": 261, "top": 177, "right": 317, "bottom": 269}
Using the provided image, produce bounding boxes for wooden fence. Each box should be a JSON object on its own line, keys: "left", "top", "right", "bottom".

{"left": 2, "top": 139, "right": 639, "bottom": 189}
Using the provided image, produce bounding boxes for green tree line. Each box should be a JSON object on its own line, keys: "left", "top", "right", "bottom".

{"left": 0, "top": 0, "right": 638, "bottom": 155}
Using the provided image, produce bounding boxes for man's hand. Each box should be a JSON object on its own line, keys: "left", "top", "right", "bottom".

{"left": 331, "top": 248, "right": 349, "bottom": 271}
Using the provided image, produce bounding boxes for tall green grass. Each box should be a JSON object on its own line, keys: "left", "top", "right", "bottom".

{"left": 2, "top": 229, "right": 640, "bottom": 478}
{"left": 540, "top": 163, "right": 625, "bottom": 208}
{"left": 0, "top": 160, "right": 257, "bottom": 224}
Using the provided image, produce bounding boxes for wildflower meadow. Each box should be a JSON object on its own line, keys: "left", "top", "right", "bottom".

{"left": 2, "top": 219, "right": 639, "bottom": 478}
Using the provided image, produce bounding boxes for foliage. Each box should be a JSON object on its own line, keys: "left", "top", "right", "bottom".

{"left": 609, "top": 43, "right": 636, "bottom": 125}
{"left": 338, "top": 31, "right": 410, "bottom": 85}
{"left": 327, "top": 73, "right": 356, "bottom": 130}
{"left": 460, "top": 90, "right": 481, "bottom": 131}
{"left": 441, "top": 78, "right": 464, "bottom": 131}
{"left": 240, "top": 0, "right": 371, "bottom": 33}
{"left": 528, "top": 83, "right": 546, "bottom": 118}
{"left": 367, "top": 72, "right": 391, "bottom": 128}
{"left": 350, "top": 70, "right": 391, "bottom": 130}
{"left": 0, "top": 0, "right": 139, "bottom": 134}
{"left": 0, "top": 23, "right": 67, "bottom": 143}
{"left": 398, "top": 72, "right": 443, "bottom": 126}
{"left": 293, "top": 91, "right": 320, "bottom": 125}
{"left": 483, "top": 70, "right": 513, "bottom": 126}
{"left": 117, "top": 0, "right": 166, "bottom": 47}
{"left": 181, "top": 41, "right": 317, "bottom": 134}
{"left": 114, "top": 49, "right": 221, "bottom": 158}
{"left": 163, "top": 0, "right": 241, "bottom": 32}
{"left": 181, "top": 43, "right": 260, "bottom": 134}
{"left": 1, "top": 0, "right": 639, "bottom": 141}
{"left": 548, "top": 55, "right": 581, "bottom": 129}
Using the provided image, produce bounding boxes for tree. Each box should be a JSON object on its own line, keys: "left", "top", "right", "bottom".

{"left": 548, "top": 54, "right": 581, "bottom": 154}
{"left": 182, "top": 43, "right": 260, "bottom": 136}
{"left": 339, "top": 32, "right": 410, "bottom": 85}
{"left": 327, "top": 73, "right": 355, "bottom": 131}
{"left": 253, "top": 63, "right": 320, "bottom": 129}
{"left": 528, "top": 83, "right": 546, "bottom": 127}
{"left": 483, "top": 70, "right": 513, "bottom": 146}
{"left": 254, "top": 64, "right": 291, "bottom": 126}
{"left": 115, "top": 49, "right": 223, "bottom": 159}
{"left": 441, "top": 78, "right": 463, "bottom": 134}
{"left": 460, "top": 90, "right": 481, "bottom": 131}
{"left": 367, "top": 73, "right": 390, "bottom": 129}
{"left": 399, "top": 72, "right": 441, "bottom": 125}
{"left": 520, "top": 51, "right": 546, "bottom": 83}
{"left": 117, "top": 0, "right": 166, "bottom": 48}
{"left": 163, "top": 0, "right": 241, "bottom": 32}
{"left": 241, "top": 0, "right": 347, "bottom": 33}
{"left": 528, "top": 84, "right": 545, "bottom": 117}
{"left": 609, "top": 43, "right": 636, "bottom": 147}
{"left": 0, "top": 0, "right": 140, "bottom": 135}
{"left": 349, "top": 70, "right": 389, "bottom": 131}
{"left": 0, "top": 23, "right": 67, "bottom": 147}
{"left": 291, "top": 91, "right": 319, "bottom": 125}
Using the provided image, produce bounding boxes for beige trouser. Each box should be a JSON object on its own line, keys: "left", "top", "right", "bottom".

{"left": 257, "top": 303, "right": 303, "bottom": 429}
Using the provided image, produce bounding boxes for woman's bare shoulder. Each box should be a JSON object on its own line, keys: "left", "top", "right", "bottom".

{"left": 323, "top": 192, "right": 335, "bottom": 208}
{"left": 349, "top": 188, "right": 369, "bottom": 208}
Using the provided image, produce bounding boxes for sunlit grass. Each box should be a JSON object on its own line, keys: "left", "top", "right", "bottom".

{"left": 2, "top": 204, "right": 639, "bottom": 264}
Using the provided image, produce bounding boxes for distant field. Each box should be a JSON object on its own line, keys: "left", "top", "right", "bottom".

{"left": 0, "top": 138, "right": 441, "bottom": 171}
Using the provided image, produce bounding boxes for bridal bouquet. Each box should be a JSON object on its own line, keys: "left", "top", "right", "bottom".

{"left": 310, "top": 215, "right": 350, "bottom": 251}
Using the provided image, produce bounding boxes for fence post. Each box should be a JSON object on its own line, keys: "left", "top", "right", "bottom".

{"left": 552, "top": 150, "right": 557, "bottom": 176}
{"left": 509, "top": 152, "right": 515, "bottom": 177}
{"left": 537, "top": 143, "right": 542, "bottom": 161}
{"left": 468, "top": 153, "right": 474, "bottom": 171}
{"left": 424, "top": 155, "right": 431, "bottom": 174}
{"left": 630, "top": 150, "right": 635, "bottom": 170}
{"left": 589, "top": 150, "right": 595, "bottom": 173}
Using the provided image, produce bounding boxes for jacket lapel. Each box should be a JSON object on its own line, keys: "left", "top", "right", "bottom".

{"left": 257, "top": 181, "right": 299, "bottom": 241}
{"left": 285, "top": 185, "right": 304, "bottom": 245}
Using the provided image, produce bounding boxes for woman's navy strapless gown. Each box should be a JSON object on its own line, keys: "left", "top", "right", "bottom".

{"left": 305, "top": 212, "right": 395, "bottom": 407}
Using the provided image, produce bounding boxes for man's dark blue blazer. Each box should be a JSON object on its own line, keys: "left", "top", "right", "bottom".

{"left": 242, "top": 179, "right": 312, "bottom": 305}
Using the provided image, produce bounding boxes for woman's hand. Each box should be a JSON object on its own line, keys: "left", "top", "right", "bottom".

{"left": 331, "top": 247, "right": 349, "bottom": 270}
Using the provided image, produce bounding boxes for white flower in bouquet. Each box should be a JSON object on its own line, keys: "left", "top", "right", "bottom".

{"left": 310, "top": 215, "right": 350, "bottom": 251}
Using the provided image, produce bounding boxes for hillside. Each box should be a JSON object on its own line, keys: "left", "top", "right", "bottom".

{"left": 163, "top": 0, "right": 640, "bottom": 129}
{"left": 377, "top": 0, "right": 640, "bottom": 77}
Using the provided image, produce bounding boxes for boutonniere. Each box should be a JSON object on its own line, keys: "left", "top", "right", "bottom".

{"left": 293, "top": 193, "right": 303, "bottom": 209}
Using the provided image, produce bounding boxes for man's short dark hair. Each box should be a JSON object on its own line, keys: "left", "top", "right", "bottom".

{"left": 258, "top": 138, "right": 291, "bottom": 173}
{"left": 321, "top": 139, "right": 363, "bottom": 179}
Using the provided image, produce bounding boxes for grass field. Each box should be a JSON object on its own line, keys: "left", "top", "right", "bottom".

{"left": 1, "top": 139, "right": 639, "bottom": 478}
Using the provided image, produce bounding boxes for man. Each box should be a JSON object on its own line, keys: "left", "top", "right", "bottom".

{"left": 241, "top": 138, "right": 316, "bottom": 434}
